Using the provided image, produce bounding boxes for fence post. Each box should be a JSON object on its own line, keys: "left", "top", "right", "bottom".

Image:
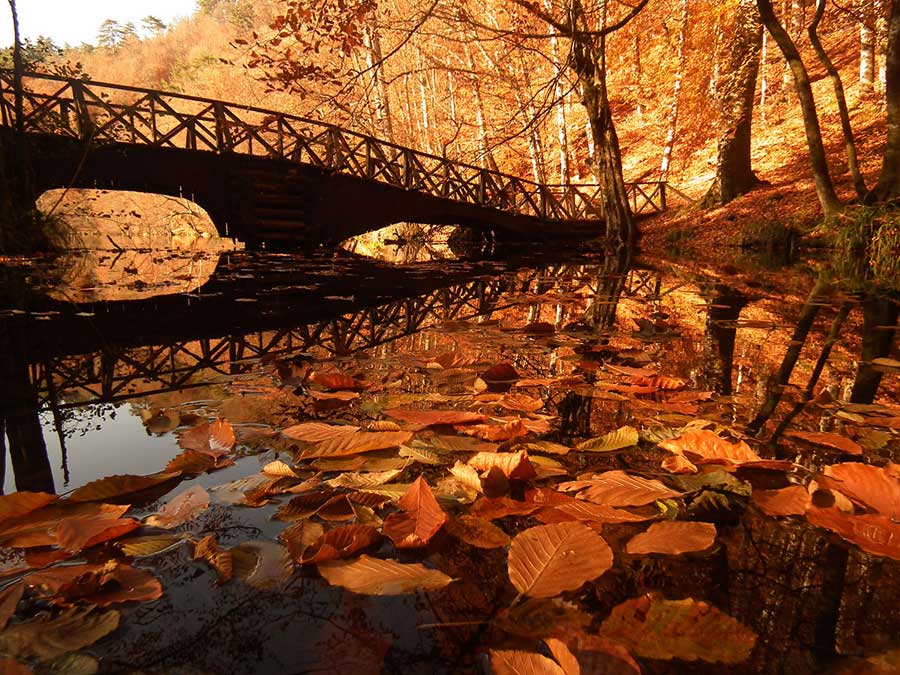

{"left": 71, "top": 80, "right": 93, "bottom": 141}
{"left": 539, "top": 186, "right": 548, "bottom": 219}
{"left": 366, "top": 139, "right": 374, "bottom": 179}
{"left": 403, "top": 149, "right": 415, "bottom": 189}
{"left": 478, "top": 169, "right": 487, "bottom": 205}
{"left": 212, "top": 101, "right": 226, "bottom": 153}
{"left": 327, "top": 127, "right": 342, "bottom": 170}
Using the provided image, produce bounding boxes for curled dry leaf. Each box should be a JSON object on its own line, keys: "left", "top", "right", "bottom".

{"left": 384, "top": 409, "right": 486, "bottom": 427}
{"left": 508, "top": 522, "right": 613, "bottom": 598}
{"left": 281, "top": 422, "right": 360, "bottom": 443}
{"left": 299, "top": 431, "right": 413, "bottom": 459}
{"left": 301, "top": 525, "right": 381, "bottom": 564}
{"left": 369, "top": 420, "right": 402, "bottom": 432}
{"left": 145, "top": 485, "right": 210, "bottom": 528}
{"left": 819, "top": 463, "right": 900, "bottom": 517}
{"left": 263, "top": 461, "right": 298, "bottom": 478}
{"left": 0, "top": 607, "right": 120, "bottom": 662}
{"left": 317, "top": 555, "right": 453, "bottom": 595}
{"left": 565, "top": 470, "right": 682, "bottom": 507}
{"left": 449, "top": 461, "right": 484, "bottom": 495}
{"left": 784, "top": 430, "right": 863, "bottom": 456}
{"left": 576, "top": 426, "right": 639, "bottom": 453}
{"left": 752, "top": 485, "right": 811, "bottom": 516}
{"left": 625, "top": 521, "right": 717, "bottom": 555}
{"left": 67, "top": 472, "right": 181, "bottom": 503}
{"left": 806, "top": 507, "right": 900, "bottom": 560}
{"left": 599, "top": 593, "right": 757, "bottom": 664}
{"left": 468, "top": 450, "right": 537, "bottom": 481}
{"left": 489, "top": 649, "right": 566, "bottom": 675}
{"left": 444, "top": 515, "right": 510, "bottom": 548}
{"left": 382, "top": 476, "right": 447, "bottom": 548}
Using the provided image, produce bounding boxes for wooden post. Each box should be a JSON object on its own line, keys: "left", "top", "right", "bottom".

{"left": 659, "top": 181, "right": 667, "bottom": 210}
{"left": 478, "top": 169, "right": 487, "bottom": 205}
{"left": 539, "top": 185, "right": 548, "bottom": 219}
{"left": 366, "top": 139, "right": 374, "bottom": 179}
{"left": 213, "top": 102, "right": 226, "bottom": 152}
{"left": 71, "top": 80, "right": 93, "bottom": 141}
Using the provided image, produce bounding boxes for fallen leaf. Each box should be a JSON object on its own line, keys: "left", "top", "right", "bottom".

{"left": 576, "top": 426, "right": 639, "bottom": 453}
{"left": 299, "top": 431, "right": 413, "bottom": 459}
{"left": 262, "top": 461, "right": 298, "bottom": 478}
{"left": 444, "top": 515, "right": 510, "bottom": 548}
{"left": 67, "top": 472, "right": 181, "bottom": 503}
{"left": 508, "top": 522, "right": 613, "bottom": 598}
{"left": 461, "top": 419, "right": 529, "bottom": 442}
{"left": 311, "top": 370, "right": 370, "bottom": 391}
{"left": 317, "top": 555, "right": 452, "bottom": 595}
{"left": 144, "top": 486, "right": 210, "bottom": 528}
{"left": 281, "top": 422, "right": 360, "bottom": 443}
{"left": 56, "top": 511, "right": 140, "bottom": 551}
{"left": 498, "top": 394, "right": 545, "bottom": 413}
{"left": 563, "top": 470, "right": 682, "bottom": 507}
{"left": 27, "top": 562, "right": 163, "bottom": 606}
{"left": 178, "top": 419, "right": 235, "bottom": 456}
{"left": 659, "top": 430, "right": 761, "bottom": 466}
{"left": 493, "top": 598, "right": 590, "bottom": 638}
{"left": 481, "top": 363, "right": 520, "bottom": 384}
{"left": 0, "top": 607, "right": 120, "bottom": 661}
{"left": 599, "top": 594, "right": 757, "bottom": 664}
{"left": 468, "top": 450, "right": 537, "bottom": 481}
{"left": 382, "top": 477, "right": 448, "bottom": 548}
{"left": 325, "top": 469, "right": 405, "bottom": 490}
{"left": 0, "top": 582, "right": 23, "bottom": 631}
{"left": 752, "top": 485, "right": 811, "bottom": 516}
{"left": 489, "top": 650, "right": 565, "bottom": 675}
{"left": 279, "top": 520, "right": 326, "bottom": 563}
{"left": 384, "top": 409, "right": 485, "bottom": 427}
{"left": 785, "top": 431, "right": 863, "bottom": 455}
{"left": 806, "top": 507, "right": 900, "bottom": 560}
{"left": 229, "top": 541, "right": 292, "bottom": 589}
{"left": 193, "top": 534, "right": 233, "bottom": 583}
{"left": 0, "top": 503, "right": 130, "bottom": 549}
{"left": 625, "top": 521, "right": 717, "bottom": 555}
{"left": 0, "top": 493, "right": 57, "bottom": 528}
{"left": 301, "top": 525, "right": 381, "bottom": 563}
{"left": 819, "top": 463, "right": 900, "bottom": 517}
{"left": 118, "top": 534, "right": 186, "bottom": 557}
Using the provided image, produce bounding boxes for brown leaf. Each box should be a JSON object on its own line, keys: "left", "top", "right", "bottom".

{"left": 819, "top": 463, "right": 900, "bottom": 517}
{"left": 0, "top": 582, "right": 23, "bottom": 631}
{"left": 317, "top": 555, "right": 453, "bottom": 595}
{"left": 384, "top": 409, "right": 486, "bottom": 427}
{"left": 625, "top": 521, "right": 717, "bottom": 555}
{"left": 493, "top": 598, "right": 590, "bottom": 638}
{"left": 301, "top": 525, "right": 381, "bottom": 563}
{"left": 67, "top": 472, "right": 181, "bottom": 503}
{"left": 481, "top": 362, "right": 520, "bottom": 384}
{"left": 165, "top": 450, "right": 230, "bottom": 475}
{"left": 806, "top": 507, "right": 900, "bottom": 560}
{"left": 498, "top": 394, "right": 545, "bottom": 413}
{"left": 279, "top": 520, "right": 325, "bottom": 563}
{"left": 564, "top": 470, "right": 682, "bottom": 507}
{"left": 193, "top": 534, "right": 233, "bottom": 583}
{"left": 0, "top": 607, "right": 120, "bottom": 661}
{"left": 661, "top": 454, "right": 699, "bottom": 474}
{"left": 599, "top": 593, "right": 757, "bottom": 664}
{"left": 630, "top": 374, "right": 687, "bottom": 390}
{"left": 784, "top": 431, "right": 863, "bottom": 455}
{"left": 518, "top": 441, "right": 571, "bottom": 456}
{"left": 541, "top": 500, "right": 656, "bottom": 525}
{"left": 382, "top": 476, "right": 448, "bottom": 548}
{"left": 0, "top": 503, "right": 129, "bottom": 549}
{"left": 0, "top": 493, "right": 57, "bottom": 528}
{"left": 468, "top": 450, "right": 537, "bottom": 481}
{"left": 118, "top": 534, "right": 186, "bottom": 557}
{"left": 262, "top": 461, "right": 298, "bottom": 478}
{"left": 461, "top": 419, "right": 529, "bottom": 442}
{"left": 311, "top": 369, "right": 371, "bottom": 391}
{"left": 281, "top": 422, "right": 360, "bottom": 443}
{"left": 489, "top": 650, "right": 566, "bottom": 675}
{"left": 0, "top": 658, "right": 31, "bottom": 674}
{"left": 299, "top": 431, "right": 413, "bottom": 460}
{"left": 508, "top": 522, "right": 613, "bottom": 598}
{"left": 178, "top": 419, "right": 235, "bottom": 456}
{"left": 550, "top": 630, "right": 642, "bottom": 674}
{"left": 444, "top": 515, "right": 510, "bottom": 548}
{"left": 27, "top": 562, "right": 162, "bottom": 606}
{"left": 144, "top": 486, "right": 210, "bottom": 528}
{"left": 752, "top": 485, "right": 811, "bottom": 516}
{"left": 659, "top": 430, "right": 761, "bottom": 466}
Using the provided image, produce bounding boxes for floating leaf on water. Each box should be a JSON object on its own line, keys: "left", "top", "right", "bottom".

{"left": 67, "top": 472, "right": 181, "bottom": 503}
{"left": 27, "top": 562, "right": 163, "bottom": 607}
{"left": 563, "top": 470, "right": 682, "bottom": 507}
{"left": 118, "top": 534, "right": 187, "bottom": 557}
{"left": 382, "top": 476, "right": 448, "bottom": 548}
{"left": 229, "top": 541, "right": 292, "bottom": 589}
{"left": 317, "top": 555, "right": 453, "bottom": 595}
{"left": 625, "top": 521, "right": 717, "bottom": 555}
{"left": 177, "top": 419, "right": 235, "bottom": 456}
{"left": 498, "top": 394, "right": 545, "bottom": 413}
{"left": 751, "top": 486, "right": 811, "bottom": 516}
{"left": 819, "top": 463, "right": 900, "bottom": 517}
{"left": 599, "top": 593, "right": 757, "bottom": 664}
{"left": 384, "top": 409, "right": 485, "bottom": 427}
{"left": 806, "top": 507, "right": 900, "bottom": 560}
{"left": 279, "top": 520, "right": 325, "bottom": 563}
{"left": 301, "top": 525, "right": 381, "bottom": 564}
{"left": 144, "top": 485, "right": 210, "bottom": 528}
{"left": 0, "top": 607, "right": 120, "bottom": 661}
{"left": 576, "top": 426, "right": 639, "bottom": 453}
{"left": 281, "top": 422, "right": 360, "bottom": 443}
{"left": 784, "top": 431, "right": 863, "bottom": 456}
{"left": 0, "top": 502, "right": 130, "bottom": 550}
{"left": 659, "top": 430, "right": 762, "bottom": 467}
{"left": 507, "top": 522, "right": 613, "bottom": 598}
{"left": 489, "top": 649, "right": 565, "bottom": 675}
{"left": 299, "top": 431, "right": 413, "bottom": 460}
{"left": 0, "top": 493, "right": 57, "bottom": 528}
{"left": 493, "top": 598, "right": 590, "bottom": 638}
{"left": 193, "top": 534, "right": 233, "bottom": 583}
{"left": 56, "top": 512, "right": 141, "bottom": 552}
{"left": 311, "top": 369, "right": 371, "bottom": 392}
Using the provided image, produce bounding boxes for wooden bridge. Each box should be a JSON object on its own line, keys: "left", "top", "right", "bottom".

{"left": 0, "top": 70, "right": 667, "bottom": 246}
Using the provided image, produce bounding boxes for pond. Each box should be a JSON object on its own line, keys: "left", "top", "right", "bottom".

{"left": 0, "top": 240, "right": 898, "bottom": 674}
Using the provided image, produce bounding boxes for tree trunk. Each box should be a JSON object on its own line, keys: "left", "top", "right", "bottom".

{"left": 660, "top": 0, "right": 688, "bottom": 180}
{"left": 809, "top": 0, "right": 867, "bottom": 199}
{"left": 703, "top": 0, "right": 763, "bottom": 206}
{"left": 877, "top": 0, "right": 889, "bottom": 89}
{"left": 861, "top": 19, "right": 876, "bottom": 85}
{"left": 363, "top": 19, "right": 395, "bottom": 142}
{"left": 850, "top": 296, "right": 900, "bottom": 403}
{"left": 757, "top": 0, "right": 844, "bottom": 217}
{"left": 544, "top": 0, "right": 571, "bottom": 184}
{"left": 873, "top": 0, "right": 900, "bottom": 202}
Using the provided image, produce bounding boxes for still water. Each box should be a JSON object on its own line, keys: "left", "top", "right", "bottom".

{"left": 0, "top": 241, "right": 898, "bottom": 674}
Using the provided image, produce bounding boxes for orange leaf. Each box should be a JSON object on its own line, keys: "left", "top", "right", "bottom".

{"left": 507, "top": 522, "right": 613, "bottom": 598}
{"left": 806, "top": 507, "right": 900, "bottom": 559}
{"left": 317, "top": 555, "right": 452, "bottom": 595}
{"left": 67, "top": 472, "right": 181, "bottom": 503}
{"left": 785, "top": 430, "right": 863, "bottom": 455}
{"left": 630, "top": 374, "right": 687, "bottom": 390}
{"left": 281, "top": 422, "right": 360, "bottom": 442}
{"left": 461, "top": 419, "right": 529, "bottom": 442}
{"left": 0, "top": 493, "right": 57, "bottom": 529}
{"left": 540, "top": 500, "right": 656, "bottom": 525}
{"left": 300, "top": 524, "right": 381, "bottom": 563}
{"left": 625, "top": 521, "right": 717, "bottom": 555}
{"left": 0, "top": 582, "right": 23, "bottom": 631}
{"left": 385, "top": 409, "right": 485, "bottom": 427}
{"left": 279, "top": 520, "right": 325, "bottom": 562}
{"left": 193, "top": 534, "right": 233, "bottom": 583}
{"left": 468, "top": 450, "right": 537, "bottom": 481}
{"left": 751, "top": 486, "right": 811, "bottom": 516}
{"left": 311, "top": 370, "right": 371, "bottom": 391}
{"left": 56, "top": 511, "right": 140, "bottom": 551}
{"left": 661, "top": 454, "right": 699, "bottom": 474}
{"left": 489, "top": 650, "right": 566, "bottom": 675}
{"left": 659, "top": 430, "right": 762, "bottom": 466}
{"left": 0, "top": 502, "right": 128, "bottom": 549}
{"left": 444, "top": 515, "right": 511, "bottom": 548}
{"left": 144, "top": 486, "right": 210, "bottom": 528}
{"left": 481, "top": 362, "right": 520, "bottom": 384}
{"left": 26, "top": 562, "right": 162, "bottom": 606}
{"left": 299, "top": 431, "right": 413, "bottom": 459}
{"left": 563, "top": 470, "right": 682, "bottom": 507}
{"left": 382, "top": 476, "right": 447, "bottom": 548}
{"left": 498, "top": 394, "right": 545, "bottom": 413}
{"left": 178, "top": 419, "right": 235, "bottom": 457}
{"left": 819, "top": 463, "right": 900, "bottom": 517}
{"left": 165, "top": 450, "right": 231, "bottom": 475}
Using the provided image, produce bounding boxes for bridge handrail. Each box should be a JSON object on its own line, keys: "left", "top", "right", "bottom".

{"left": 0, "top": 69, "right": 668, "bottom": 220}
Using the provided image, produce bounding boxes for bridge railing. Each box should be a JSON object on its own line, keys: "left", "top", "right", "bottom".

{"left": 0, "top": 70, "right": 666, "bottom": 221}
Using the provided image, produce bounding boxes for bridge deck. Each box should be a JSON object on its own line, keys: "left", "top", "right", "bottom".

{"left": 0, "top": 71, "right": 667, "bottom": 243}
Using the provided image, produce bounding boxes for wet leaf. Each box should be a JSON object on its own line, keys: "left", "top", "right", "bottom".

{"left": 0, "top": 493, "right": 57, "bottom": 528}
{"left": 281, "top": 422, "right": 360, "bottom": 443}
{"left": 178, "top": 419, "right": 235, "bottom": 456}
{"left": 317, "top": 555, "right": 453, "bottom": 595}
{"left": 498, "top": 394, "right": 545, "bottom": 413}
{"left": 325, "top": 469, "right": 405, "bottom": 489}
{"left": 576, "top": 426, "right": 639, "bottom": 453}
{"left": 806, "top": 507, "right": 900, "bottom": 560}
{"left": 27, "top": 562, "right": 163, "bottom": 606}
{"left": 493, "top": 598, "right": 590, "bottom": 638}
{"left": 819, "top": 463, "right": 900, "bottom": 517}
{"left": 444, "top": 515, "right": 510, "bottom": 548}
{"left": 229, "top": 541, "right": 292, "bottom": 589}
{"left": 193, "top": 534, "right": 233, "bottom": 582}
{"left": 262, "top": 461, "right": 298, "bottom": 478}
{"left": 784, "top": 431, "right": 863, "bottom": 455}
{"left": 563, "top": 470, "right": 682, "bottom": 507}
{"left": 144, "top": 486, "right": 209, "bottom": 528}
{"left": 625, "top": 521, "right": 717, "bottom": 555}
{"left": 0, "top": 582, "right": 23, "bottom": 631}
{"left": 299, "top": 431, "right": 413, "bottom": 459}
{"left": 489, "top": 649, "right": 566, "bottom": 675}
{"left": 384, "top": 409, "right": 485, "bottom": 427}
{"left": 752, "top": 485, "right": 811, "bottom": 516}
{"left": 118, "top": 534, "right": 186, "bottom": 557}
{"left": 0, "top": 503, "right": 130, "bottom": 549}
{"left": 508, "top": 522, "right": 613, "bottom": 598}
{"left": 382, "top": 476, "right": 448, "bottom": 548}
{"left": 301, "top": 525, "right": 381, "bottom": 563}
{"left": 279, "top": 520, "right": 325, "bottom": 562}
{"left": 165, "top": 450, "right": 228, "bottom": 475}
{"left": 56, "top": 511, "right": 140, "bottom": 551}
{"left": 468, "top": 451, "right": 537, "bottom": 481}
{"left": 67, "top": 472, "right": 181, "bottom": 503}
{"left": 0, "top": 607, "right": 120, "bottom": 661}
{"left": 481, "top": 362, "right": 520, "bottom": 384}
{"left": 659, "top": 430, "right": 761, "bottom": 466}
{"left": 311, "top": 370, "right": 370, "bottom": 391}
{"left": 599, "top": 594, "right": 756, "bottom": 664}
